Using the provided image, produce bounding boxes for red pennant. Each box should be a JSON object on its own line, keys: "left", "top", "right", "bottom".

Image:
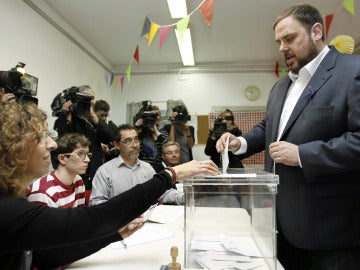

{"left": 199, "top": 0, "right": 215, "bottom": 27}
{"left": 325, "top": 14, "right": 334, "bottom": 40}
{"left": 133, "top": 45, "right": 140, "bottom": 64}
{"left": 120, "top": 76, "right": 124, "bottom": 92}
{"left": 274, "top": 61, "right": 279, "bottom": 77}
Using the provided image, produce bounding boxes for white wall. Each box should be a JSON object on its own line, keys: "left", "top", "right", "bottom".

{"left": 1, "top": 0, "right": 278, "bottom": 160}
{"left": 0, "top": 0, "right": 114, "bottom": 129}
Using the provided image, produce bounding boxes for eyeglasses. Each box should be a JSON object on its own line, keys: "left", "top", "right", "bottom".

{"left": 164, "top": 150, "right": 180, "bottom": 155}
{"left": 119, "top": 137, "right": 140, "bottom": 145}
{"left": 41, "top": 130, "right": 58, "bottom": 141}
{"left": 63, "top": 151, "right": 92, "bottom": 159}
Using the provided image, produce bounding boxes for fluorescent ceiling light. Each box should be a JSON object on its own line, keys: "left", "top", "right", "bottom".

{"left": 167, "top": 0, "right": 188, "bottom": 18}
{"left": 175, "top": 28, "right": 195, "bottom": 66}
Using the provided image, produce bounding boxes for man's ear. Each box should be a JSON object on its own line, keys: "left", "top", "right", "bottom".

{"left": 114, "top": 141, "right": 120, "bottom": 149}
{"left": 311, "top": 22, "right": 323, "bottom": 41}
{"left": 57, "top": 154, "right": 67, "bottom": 166}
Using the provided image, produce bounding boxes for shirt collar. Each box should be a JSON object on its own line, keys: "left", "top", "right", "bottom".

{"left": 288, "top": 45, "right": 330, "bottom": 82}
{"left": 116, "top": 155, "right": 140, "bottom": 168}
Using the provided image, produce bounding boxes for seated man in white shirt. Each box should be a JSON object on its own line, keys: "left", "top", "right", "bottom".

{"left": 89, "top": 124, "right": 184, "bottom": 206}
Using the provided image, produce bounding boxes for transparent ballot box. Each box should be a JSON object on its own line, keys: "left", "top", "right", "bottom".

{"left": 183, "top": 169, "right": 279, "bottom": 270}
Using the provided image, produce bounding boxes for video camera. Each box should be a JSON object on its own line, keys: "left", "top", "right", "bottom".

{"left": 0, "top": 62, "right": 38, "bottom": 104}
{"left": 213, "top": 115, "right": 234, "bottom": 135}
{"left": 51, "top": 86, "right": 94, "bottom": 117}
{"left": 133, "top": 100, "right": 158, "bottom": 128}
{"left": 169, "top": 105, "right": 191, "bottom": 123}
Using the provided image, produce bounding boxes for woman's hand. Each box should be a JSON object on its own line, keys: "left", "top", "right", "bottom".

{"left": 118, "top": 216, "right": 145, "bottom": 239}
{"left": 171, "top": 160, "right": 220, "bottom": 181}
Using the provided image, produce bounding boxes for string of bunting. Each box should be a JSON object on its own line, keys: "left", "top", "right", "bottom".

{"left": 108, "top": 0, "right": 215, "bottom": 92}
{"left": 275, "top": 0, "right": 356, "bottom": 77}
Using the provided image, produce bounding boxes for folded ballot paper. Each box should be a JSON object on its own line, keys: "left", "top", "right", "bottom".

{"left": 190, "top": 235, "right": 265, "bottom": 270}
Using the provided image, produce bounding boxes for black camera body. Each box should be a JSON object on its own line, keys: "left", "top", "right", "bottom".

{"left": 213, "top": 115, "right": 234, "bottom": 135}
{"left": 169, "top": 105, "right": 191, "bottom": 123}
{"left": 133, "top": 100, "right": 158, "bottom": 128}
{"left": 51, "top": 86, "right": 94, "bottom": 117}
{"left": 213, "top": 117, "right": 227, "bottom": 135}
{"left": 0, "top": 62, "right": 38, "bottom": 104}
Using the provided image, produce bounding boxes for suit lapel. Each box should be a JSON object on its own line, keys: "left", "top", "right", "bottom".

{"left": 279, "top": 48, "right": 338, "bottom": 140}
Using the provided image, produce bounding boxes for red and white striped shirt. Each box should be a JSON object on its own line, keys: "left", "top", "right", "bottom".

{"left": 28, "top": 171, "right": 86, "bottom": 208}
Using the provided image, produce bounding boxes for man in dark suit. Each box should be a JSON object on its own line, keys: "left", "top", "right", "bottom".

{"left": 217, "top": 4, "right": 360, "bottom": 270}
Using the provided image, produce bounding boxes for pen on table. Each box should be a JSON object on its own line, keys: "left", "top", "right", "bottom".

{"left": 121, "top": 240, "right": 127, "bottom": 249}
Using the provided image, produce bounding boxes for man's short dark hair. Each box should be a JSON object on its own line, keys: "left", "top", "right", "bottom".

{"left": 273, "top": 4, "right": 325, "bottom": 41}
{"left": 114, "top": 124, "right": 136, "bottom": 142}
{"left": 94, "top": 99, "right": 110, "bottom": 112}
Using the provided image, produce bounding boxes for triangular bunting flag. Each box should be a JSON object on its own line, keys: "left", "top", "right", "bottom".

{"left": 159, "top": 25, "right": 171, "bottom": 51}
{"left": 280, "top": 68, "right": 287, "bottom": 77}
{"left": 133, "top": 45, "right": 140, "bottom": 64}
{"left": 176, "top": 16, "right": 190, "bottom": 42}
{"left": 141, "top": 16, "right": 151, "bottom": 37}
{"left": 126, "top": 65, "right": 132, "bottom": 83}
{"left": 199, "top": 0, "right": 215, "bottom": 27}
{"left": 110, "top": 73, "right": 114, "bottom": 86}
{"left": 325, "top": 14, "right": 334, "bottom": 40}
{"left": 106, "top": 72, "right": 114, "bottom": 87}
{"left": 114, "top": 76, "right": 119, "bottom": 89}
{"left": 120, "top": 76, "right": 124, "bottom": 92}
{"left": 274, "top": 61, "right": 279, "bottom": 77}
{"left": 343, "top": 0, "right": 355, "bottom": 15}
{"left": 148, "top": 22, "right": 159, "bottom": 46}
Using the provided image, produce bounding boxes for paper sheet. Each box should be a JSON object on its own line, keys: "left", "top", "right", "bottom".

{"left": 142, "top": 203, "right": 158, "bottom": 221}
{"left": 147, "top": 205, "right": 184, "bottom": 224}
{"left": 190, "top": 235, "right": 264, "bottom": 269}
{"left": 221, "top": 134, "right": 230, "bottom": 174}
{"left": 110, "top": 225, "right": 174, "bottom": 249}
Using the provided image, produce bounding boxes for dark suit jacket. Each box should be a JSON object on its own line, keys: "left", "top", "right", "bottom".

{"left": 243, "top": 47, "right": 360, "bottom": 250}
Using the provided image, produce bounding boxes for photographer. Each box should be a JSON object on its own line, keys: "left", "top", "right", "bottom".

{"left": 0, "top": 62, "right": 38, "bottom": 105}
{"left": 162, "top": 105, "right": 194, "bottom": 164}
{"left": 134, "top": 101, "right": 168, "bottom": 172}
{"left": 52, "top": 85, "right": 114, "bottom": 198}
{"left": 205, "top": 109, "right": 244, "bottom": 168}
{"left": 94, "top": 99, "right": 119, "bottom": 162}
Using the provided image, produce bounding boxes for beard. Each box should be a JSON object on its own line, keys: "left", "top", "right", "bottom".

{"left": 287, "top": 40, "right": 319, "bottom": 74}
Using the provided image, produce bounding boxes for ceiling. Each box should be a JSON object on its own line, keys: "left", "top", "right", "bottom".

{"left": 28, "top": 0, "right": 359, "bottom": 73}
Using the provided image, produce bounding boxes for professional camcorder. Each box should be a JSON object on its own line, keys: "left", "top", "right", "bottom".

{"left": 0, "top": 62, "right": 38, "bottom": 104}
{"left": 51, "top": 86, "right": 94, "bottom": 117}
{"left": 133, "top": 100, "right": 158, "bottom": 128}
{"left": 213, "top": 115, "right": 234, "bottom": 135}
{"left": 169, "top": 105, "right": 191, "bottom": 123}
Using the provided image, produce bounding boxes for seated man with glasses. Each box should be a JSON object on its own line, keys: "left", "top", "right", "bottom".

{"left": 89, "top": 124, "right": 184, "bottom": 206}
{"left": 28, "top": 133, "right": 91, "bottom": 208}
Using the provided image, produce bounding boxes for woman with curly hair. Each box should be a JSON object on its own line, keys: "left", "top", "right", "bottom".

{"left": 0, "top": 102, "right": 219, "bottom": 269}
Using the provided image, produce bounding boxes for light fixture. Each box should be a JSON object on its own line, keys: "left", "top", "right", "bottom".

{"left": 166, "top": 0, "right": 188, "bottom": 18}
{"left": 167, "top": 0, "right": 195, "bottom": 66}
{"left": 175, "top": 28, "right": 195, "bottom": 66}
